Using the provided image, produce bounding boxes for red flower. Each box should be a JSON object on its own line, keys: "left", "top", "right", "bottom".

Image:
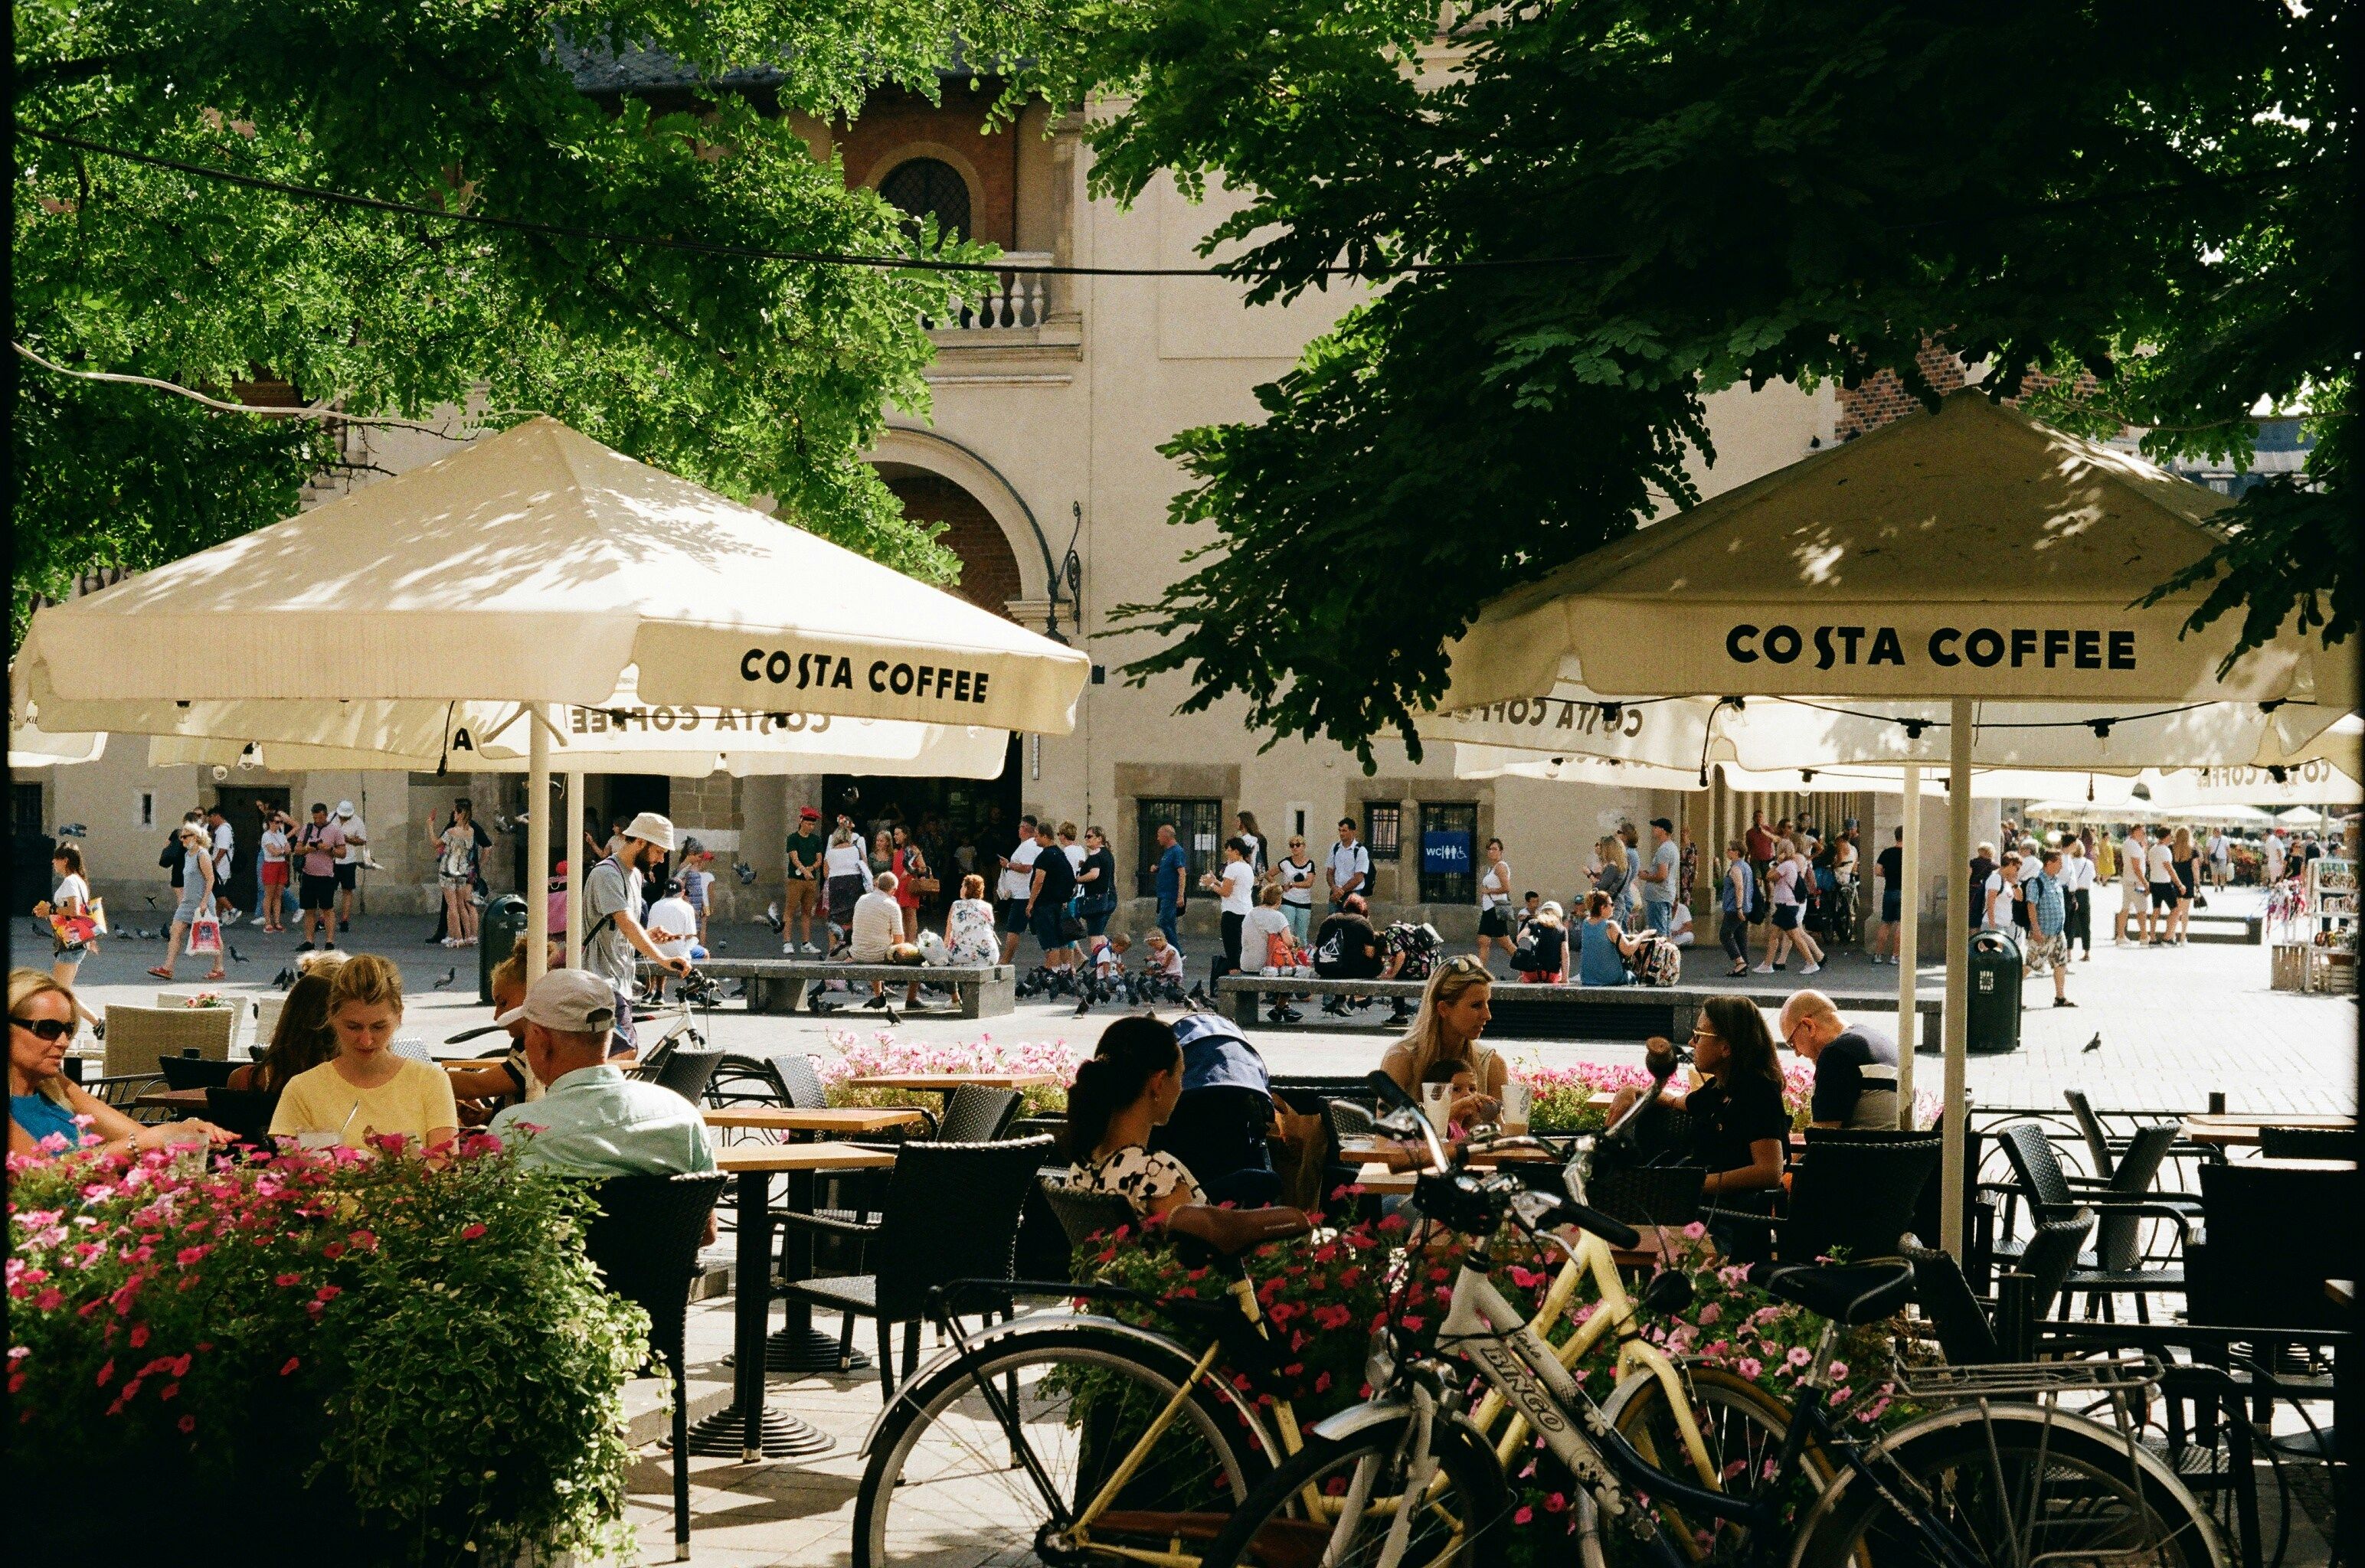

{"left": 159, "top": 1383, "right": 181, "bottom": 1401}
{"left": 320, "top": 1242, "right": 345, "bottom": 1260}
{"left": 274, "top": 1273, "right": 302, "bottom": 1287}
{"left": 174, "top": 1245, "right": 208, "bottom": 1266}
{"left": 178, "top": 1414, "right": 198, "bottom": 1434}
{"left": 314, "top": 1285, "right": 342, "bottom": 1302}
{"left": 280, "top": 1357, "right": 301, "bottom": 1377}
{"left": 94, "top": 1359, "right": 115, "bottom": 1387}
{"left": 458, "top": 1223, "right": 487, "bottom": 1241}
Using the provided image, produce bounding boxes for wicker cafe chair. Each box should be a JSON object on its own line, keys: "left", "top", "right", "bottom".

{"left": 705, "top": 1050, "right": 827, "bottom": 1110}
{"left": 1702, "top": 1132, "right": 1940, "bottom": 1266}
{"left": 1324, "top": 1098, "right": 1378, "bottom": 1142}
{"left": 935, "top": 1084, "right": 1022, "bottom": 1144}
{"left": 86, "top": 1072, "right": 168, "bottom": 1125}
{"left": 582, "top": 1172, "right": 728, "bottom": 1564}
{"left": 777, "top": 1135, "right": 1055, "bottom": 1400}
{"left": 205, "top": 1087, "right": 280, "bottom": 1150}
{"left": 1994, "top": 1122, "right": 2189, "bottom": 1319}
{"left": 650, "top": 1048, "right": 723, "bottom": 1106}
{"left": 1039, "top": 1179, "right": 1144, "bottom": 1250}
{"left": 104, "top": 1005, "right": 235, "bottom": 1078}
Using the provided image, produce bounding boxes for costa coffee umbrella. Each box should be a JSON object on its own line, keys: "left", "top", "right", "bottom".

{"left": 1434, "top": 388, "right": 2354, "bottom": 1253}
{"left": 18, "top": 417, "right": 1088, "bottom": 981}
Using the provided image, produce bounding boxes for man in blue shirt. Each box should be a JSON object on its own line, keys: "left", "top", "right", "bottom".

{"left": 2018, "top": 847, "right": 2074, "bottom": 1009}
{"left": 1153, "top": 822, "right": 1190, "bottom": 946}
{"left": 488, "top": 970, "right": 717, "bottom": 1180}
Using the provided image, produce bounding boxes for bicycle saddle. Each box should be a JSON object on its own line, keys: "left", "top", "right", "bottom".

{"left": 1165, "top": 1204, "right": 1313, "bottom": 1257}
{"left": 1749, "top": 1260, "right": 1915, "bottom": 1325}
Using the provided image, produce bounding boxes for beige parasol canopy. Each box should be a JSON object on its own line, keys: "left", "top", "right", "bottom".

{"left": 1444, "top": 388, "right": 2350, "bottom": 712}
{"left": 16, "top": 416, "right": 1090, "bottom": 733}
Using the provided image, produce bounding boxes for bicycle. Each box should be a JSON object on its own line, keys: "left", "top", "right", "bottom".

{"left": 1196, "top": 1072, "right": 2222, "bottom": 1568}
{"left": 849, "top": 1122, "right": 1745, "bottom": 1568}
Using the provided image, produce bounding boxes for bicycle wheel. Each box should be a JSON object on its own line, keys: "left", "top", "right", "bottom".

{"left": 1797, "top": 1411, "right": 2223, "bottom": 1568}
{"left": 1588, "top": 1364, "right": 1816, "bottom": 1566}
{"left": 1196, "top": 1410, "right": 1513, "bottom": 1568}
{"left": 855, "top": 1322, "right": 1262, "bottom": 1568}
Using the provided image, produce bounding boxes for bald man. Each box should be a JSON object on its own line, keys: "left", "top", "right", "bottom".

{"left": 1777, "top": 990, "right": 1901, "bottom": 1131}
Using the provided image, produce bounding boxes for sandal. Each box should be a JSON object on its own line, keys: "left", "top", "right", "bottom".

{"left": 148, "top": 965, "right": 175, "bottom": 979}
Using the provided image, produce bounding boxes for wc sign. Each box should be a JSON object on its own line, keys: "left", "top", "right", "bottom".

{"left": 1423, "top": 831, "right": 1472, "bottom": 877}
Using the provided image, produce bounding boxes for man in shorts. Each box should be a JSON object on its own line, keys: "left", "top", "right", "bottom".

{"left": 998, "top": 813, "right": 1041, "bottom": 965}
{"left": 2144, "top": 828, "right": 2179, "bottom": 946}
{"left": 1870, "top": 827, "right": 1905, "bottom": 964}
{"left": 2019, "top": 847, "right": 2074, "bottom": 1007}
{"left": 292, "top": 802, "right": 345, "bottom": 952}
{"left": 781, "top": 805, "right": 824, "bottom": 954}
{"left": 2115, "top": 826, "right": 2152, "bottom": 946}
{"left": 332, "top": 799, "right": 368, "bottom": 931}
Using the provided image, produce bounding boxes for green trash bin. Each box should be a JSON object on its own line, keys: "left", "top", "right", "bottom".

{"left": 479, "top": 893, "right": 528, "bottom": 1003}
{"left": 1965, "top": 928, "right": 2023, "bottom": 1054}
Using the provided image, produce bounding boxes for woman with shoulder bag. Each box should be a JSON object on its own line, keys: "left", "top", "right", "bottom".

{"left": 1077, "top": 826, "right": 1120, "bottom": 938}
{"left": 153, "top": 822, "right": 226, "bottom": 983}
{"left": 891, "top": 825, "right": 933, "bottom": 941}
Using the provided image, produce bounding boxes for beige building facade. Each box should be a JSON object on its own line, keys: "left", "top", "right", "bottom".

{"left": 15, "top": 87, "right": 1987, "bottom": 942}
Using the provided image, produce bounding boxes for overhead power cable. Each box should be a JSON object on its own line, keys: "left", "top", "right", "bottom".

{"left": 18, "top": 126, "right": 2304, "bottom": 283}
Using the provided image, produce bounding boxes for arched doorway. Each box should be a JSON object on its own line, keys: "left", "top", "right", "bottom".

{"left": 878, "top": 157, "right": 973, "bottom": 241}
{"left": 881, "top": 470, "right": 1025, "bottom": 621}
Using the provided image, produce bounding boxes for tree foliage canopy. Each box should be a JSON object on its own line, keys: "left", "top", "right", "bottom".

{"left": 12, "top": 0, "right": 1037, "bottom": 640}
{"left": 1022, "top": 0, "right": 2354, "bottom": 763}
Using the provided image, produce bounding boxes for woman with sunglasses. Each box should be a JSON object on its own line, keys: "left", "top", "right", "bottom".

{"left": 1379, "top": 957, "right": 1506, "bottom": 1129}
{"left": 1607, "top": 995, "right": 1789, "bottom": 1253}
{"left": 9, "top": 970, "right": 232, "bottom": 1159}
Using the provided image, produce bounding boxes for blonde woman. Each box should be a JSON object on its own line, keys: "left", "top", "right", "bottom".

{"left": 269, "top": 954, "right": 456, "bottom": 1152}
{"left": 1379, "top": 956, "right": 1507, "bottom": 1128}
{"left": 10, "top": 970, "right": 231, "bottom": 1158}
{"left": 1591, "top": 835, "right": 1631, "bottom": 923}
{"left": 152, "top": 820, "right": 224, "bottom": 983}
{"left": 2168, "top": 826, "right": 2199, "bottom": 945}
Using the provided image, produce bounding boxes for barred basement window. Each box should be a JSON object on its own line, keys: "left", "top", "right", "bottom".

{"left": 1364, "top": 802, "right": 1402, "bottom": 861}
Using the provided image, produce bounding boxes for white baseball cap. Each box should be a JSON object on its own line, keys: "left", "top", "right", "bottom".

{"left": 622, "top": 810, "right": 676, "bottom": 851}
{"left": 495, "top": 969, "right": 617, "bottom": 1036}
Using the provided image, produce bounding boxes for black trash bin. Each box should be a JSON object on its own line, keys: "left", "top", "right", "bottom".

{"left": 479, "top": 893, "right": 528, "bottom": 1003}
{"left": 1965, "top": 928, "right": 2023, "bottom": 1054}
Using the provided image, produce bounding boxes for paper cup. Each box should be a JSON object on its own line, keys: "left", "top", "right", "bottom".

{"left": 1419, "top": 1081, "right": 1454, "bottom": 1135}
{"left": 1501, "top": 1080, "right": 1533, "bottom": 1134}
{"left": 294, "top": 1129, "right": 344, "bottom": 1152}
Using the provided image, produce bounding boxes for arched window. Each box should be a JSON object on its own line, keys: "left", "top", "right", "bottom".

{"left": 878, "top": 158, "right": 971, "bottom": 242}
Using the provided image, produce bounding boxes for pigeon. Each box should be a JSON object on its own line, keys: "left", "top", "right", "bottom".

{"left": 271, "top": 967, "right": 295, "bottom": 990}
{"left": 55, "top": 822, "right": 87, "bottom": 838}
{"left": 433, "top": 968, "right": 458, "bottom": 990}
{"left": 734, "top": 859, "right": 757, "bottom": 886}
{"left": 227, "top": 944, "right": 248, "bottom": 963}
{"left": 762, "top": 902, "right": 784, "bottom": 933}
{"left": 713, "top": 940, "right": 728, "bottom": 952}
{"left": 1074, "top": 995, "right": 1092, "bottom": 1018}
{"left": 2082, "top": 1032, "right": 2102, "bottom": 1054}
{"left": 145, "top": 896, "right": 159, "bottom": 909}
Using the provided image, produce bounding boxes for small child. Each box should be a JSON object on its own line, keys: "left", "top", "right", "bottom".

{"left": 1420, "top": 1058, "right": 1495, "bottom": 1140}
{"left": 1140, "top": 928, "right": 1186, "bottom": 1002}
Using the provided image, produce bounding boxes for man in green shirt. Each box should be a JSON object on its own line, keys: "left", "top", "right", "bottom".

{"left": 781, "top": 805, "right": 825, "bottom": 955}
{"left": 489, "top": 970, "right": 717, "bottom": 1185}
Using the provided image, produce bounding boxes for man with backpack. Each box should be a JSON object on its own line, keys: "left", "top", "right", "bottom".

{"left": 2018, "top": 846, "right": 2074, "bottom": 1008}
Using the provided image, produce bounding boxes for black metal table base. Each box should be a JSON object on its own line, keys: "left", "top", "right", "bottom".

{"left": 721, "top": 1325, "right": 873, "bottom": 1373}
{"left": 684, "top": 1404, "right": 834, "bottom": 1460}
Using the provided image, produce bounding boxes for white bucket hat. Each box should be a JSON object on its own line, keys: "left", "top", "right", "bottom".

{"left": 622, "top": 810, "right": 676, "bottom": 851}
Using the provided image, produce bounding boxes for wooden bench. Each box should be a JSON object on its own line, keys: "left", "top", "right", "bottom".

{"left": 1215, "top": 975, "right": 1942, "bottom": 1050}
{"left": 638, "top": 959, "right": 1015, "bottom": 1019}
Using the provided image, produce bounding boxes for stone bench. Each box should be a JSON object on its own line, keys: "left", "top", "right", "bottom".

{"left": 2180, "top": 913, "right": 2262, "bottom": 946}
{"left": 639, "top": 959, "right": 1014, "bottom": 1019}
{"left": 1214, "top": 975, "right": 1941, "bottom": 1050}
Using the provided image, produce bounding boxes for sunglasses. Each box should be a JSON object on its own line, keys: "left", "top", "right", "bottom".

{"left": 11, "top": 1016, "right": 73, "bottom": 1043}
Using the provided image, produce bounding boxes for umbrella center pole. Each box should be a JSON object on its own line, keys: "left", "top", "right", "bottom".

{"left": 564, "top": 770, "right": 585, "bottom": 970}
{"left": 1939, "top": 699, "right": 1974, "bottom": 1255}
{"left": 1896, "top": 762, "right": 1921, "bottom": 1128}
{"left": 525, "top": 712, "right": 552, "bottom": 987}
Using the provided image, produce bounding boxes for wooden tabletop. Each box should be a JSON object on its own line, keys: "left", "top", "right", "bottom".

{"left": 133, "top": 1086, "right": 212, "bottom": 1111}
{"left": 847, "top": 1072, "right": 1065, "bottom": 1092}
{"left": 2180, "top": 1112, "right": 2357, "bottom": 1147}
{"left": 713, "top": 1141, "right": 901, "bottom": 1175}
{"left": 1340, "top": 1138, "right": 1558, "bottom": 1171}
{"left": 705, "top": 1106, "right": 928, "bottom": 1133}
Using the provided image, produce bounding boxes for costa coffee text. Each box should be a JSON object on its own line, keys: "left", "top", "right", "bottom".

{"left": 1725, "top": 623, "right": 2137, "bottom": 672}
{"left": 739, "top": 648, "right": 992, "bottom": 705}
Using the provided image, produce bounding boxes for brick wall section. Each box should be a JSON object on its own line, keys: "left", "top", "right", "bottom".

{"left": 828, "top": 86, "right": 1016, "bottom": 247}
{"left": 888, "top": 474, "right": 1024, "bottom": 619}
{"left": 1836, "top": 344, "right": 2105, "bottom": 441}
{"left": 668, "top": 775, "right": 742, "bottom": 834}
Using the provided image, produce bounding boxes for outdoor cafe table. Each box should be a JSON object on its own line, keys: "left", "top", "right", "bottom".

{"left": 699, "top": 1142, "right": 898, "bottom": 1462}
{"left": 703, "top": 1106, "right": 929, "bottom": 1136}
{"left": 2179, "top": 1112, "right": 2358, "bottom": 1149}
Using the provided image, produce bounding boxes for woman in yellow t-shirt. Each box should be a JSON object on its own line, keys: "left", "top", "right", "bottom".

{"left": 270, "top": 954, "right": 457, "bottom": 1152}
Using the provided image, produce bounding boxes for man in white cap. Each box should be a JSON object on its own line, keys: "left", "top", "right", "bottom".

{"left": 332, "top": 799, "right": 368, "bottom": 933}
{"left": 486, "top": 969, "right": 715, "bottom": 1180}
{"left": 582, "top": 811, "right": 691, "bottom": 1046}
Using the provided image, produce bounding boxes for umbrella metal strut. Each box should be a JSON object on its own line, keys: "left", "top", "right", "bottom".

{"left": 1940, "top": 699, "right": 1974, "bottom": 1253}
